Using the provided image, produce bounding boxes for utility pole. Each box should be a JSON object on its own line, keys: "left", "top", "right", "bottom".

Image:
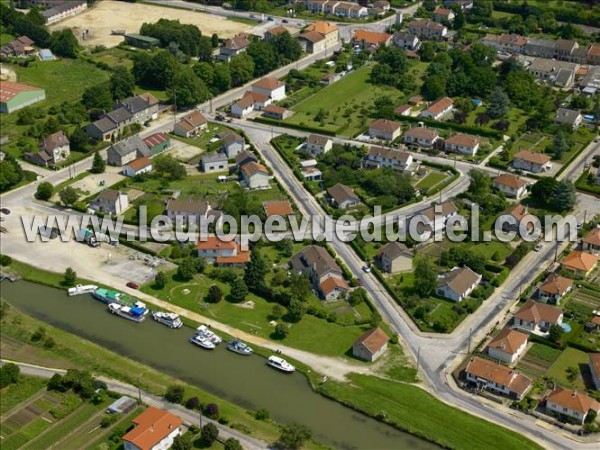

{"left": 467, "top": 327, "right": 472, "bottom": 354}
{"left": 198, "top": 408, "right": 203, "bottom": 428}
{"left": 554, "top": 238, "right": 559, "bottom": 262}
{"left": 416, "top": 346, "right": 421, "bottom": 373}
{"left": 136, "top": 374, "right": 142, "bottom": 404}
{"left": 172, "top": 89, "right": 177, "bottom": 128}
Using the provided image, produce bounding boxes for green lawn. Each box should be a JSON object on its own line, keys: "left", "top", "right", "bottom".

{"left": 1, "top": 33, "right": 14, "bottom": 45}
{"left": 416, "top": 171, "right": 448, "bottom": 191}
{"left": 0, "top": 375, "right": 48, "bottom": 414}
{"left": 88, "top": 47, "right": 136, "bottom": 70}
{"left": 545, "top": 347, "right": 590, "bottom": 391}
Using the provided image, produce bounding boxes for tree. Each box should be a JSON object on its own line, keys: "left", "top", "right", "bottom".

{"left": 274, "top": 323, "right": 289, "bottom": 339}
{"left": 213, "top": 63, "right": 232, "bottom": 93}
{"left": 468, "top": 169, "right": 491, "bottom": 198}
{"left": 487, "top": 87, "right": 510, "bottom": 119}
{"left": 0, "top": 155, "right": 24, "bottom": 192}
{"left": 414, "top": 258, "right": 437, "bottom": 297}
{"left": 531, "top": 177, "right": 558, "bottom": 207}
{"left": 229, "top": 53, "right": 255, "bottom": 86}
{"left": 91, "top": 151, "right": 106, "bottom": 174}
{"left": 548, "top": 323, "right": 564, "bottom": 344}
{"left": 0, "top": 362, "right": 20, "bottom": 388}
{"left": 153, "top": 155, "right": 186, "bottom": 180}
{"left": 286, "top": 298, "right": 305, "bottom": 323}
{"left": 206, "top": 284, "right": 223, "bottom": 303}
{"left": 552, "top": 130, "right": 569, "bottom": 160}
{"left": 247, "top": 40, "right": 277, "bottom": 76}
{"left": 50, "top": 29, "right": 79, "bottom": 58}
{"left": 211, "top": 33, "right": 219, "bottom": 48}
{"left": 154, "top": 271, "right": 166, "bottom": 289}
{"left": 35, "top": 182, "right": 54, "bottom": 200}
{"left": 69, "top": 127, "right": 91, "bottom": 152}
{"left": 109, "top": 66, "right": 135, "bottom": 100}
{"left": 171, "top": 434, "right": 193, "bottom": 450}
{"left": 177, "top": 259, "right": 195, "bottom": 281}
{"left": 185, "top": 396, "right": 200, "bottom": 410}
{"left": 244, "top": 250, "right": 267, "bottom": 292}
{"left": 224, "top": 438, "right": 243, "bottom": 450}
{"left": 349, "top": 288, "right": 367, "bottom": 306}
{"left": 204, "top": 403, "right": 219, "bottom": 419}
{"left": 271, "top": 304, "right": 285, "bottom": 320}
{"left": 551, "top": 180, "right": 577, "bottom": 212}
{"left": 278, "top": 423, "right": 312, "bottom": 450}
{"left": 230, "top": 277, "right": 248, "bottom": 302}
{"left": 82, "top": 84, "right": 113, "bottom": 111}
{"left": 165, "top": 384, "right": 185, "bottom": 403}
{"left": 64, "top": 267, "right": 77, "bottom": 286}
{"left": 171, "top": 67, "right": 210, "bottom": 107}
{"left": 421, "top": 74, "right": 447, "bottom": 100}
{"left": 201, "top": 423, "right": 219, "bottom": 445}
{"left": 59, "top": 186, "right": 79, "bottom": 207}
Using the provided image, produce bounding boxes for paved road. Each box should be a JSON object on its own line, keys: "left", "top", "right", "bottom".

{"left": 0, "top": 359, "right": 268, "bottom": 449}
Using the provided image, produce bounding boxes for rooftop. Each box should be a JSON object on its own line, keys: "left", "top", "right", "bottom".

{"left": 513, "top": 150, "right": 551, "bottom": 165}
{"left": 493, "top": 174, "right": 527, "bottom": 189}
{"left": 561, "top": 250, "right": 598, "bottom": 272}
{"left": 354, "top": 327, "right": 388, "bottom": 354}
{"left": 546, "top": 387, "right": 600, "bottom": 414}
{"left": 514, "top": 300, "right": 563, "bottom": 325}
{"left": 465, "top": 357, "right": 532, "bottom": 397}
{"left": 538, "top": 274, "right": 573, "bottom": 296}
{"left": 123, "top": 407, "right": 183, "bottom": 450}
{"left": 487, "top": 327, "right": 528, "bottom": 355}
{"left": 253, "top": 77, "right": 285, "bottom": 91}
{"left": 327, "top": 183, "right": 360, "bottom": 205}
{"left": 0, "top": 81, "right": 44, "bottom": 103}
{"left": 263, "top": 200, "right": 293, "bottom": 217}
{"left": 437, "top": 266, "right": 481, "bottom": 296}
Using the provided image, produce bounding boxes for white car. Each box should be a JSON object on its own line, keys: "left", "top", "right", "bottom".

{"left": 362, "top": 266, "right": 371, "bottom": 273}
{"left": 534, "top": 243, "right": 543, "bottom": 252}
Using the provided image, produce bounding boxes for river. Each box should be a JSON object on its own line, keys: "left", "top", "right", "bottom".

{"left": 1, "top": 281, "right": 438, "bottom": 450}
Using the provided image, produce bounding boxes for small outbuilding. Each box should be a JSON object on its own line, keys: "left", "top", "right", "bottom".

{"left": 352, "top": 327, "right": 388, "bottom": 362}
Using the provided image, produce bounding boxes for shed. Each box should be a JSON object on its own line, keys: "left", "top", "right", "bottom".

{"left": 352, "top": 327, "right": 388, "bottom": 362}
{"left": 38, "top": 49, "right": 55, "bottom": 61}
{"left": 124, "top": 34, "right": 160, "bottom": 49}
{"left": 106, "top": 396, "right": 137, "bottom": 414}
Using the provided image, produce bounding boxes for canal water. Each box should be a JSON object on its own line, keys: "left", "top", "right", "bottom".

{"left": 1, "top": 281, "right": 438, "bottom": 450}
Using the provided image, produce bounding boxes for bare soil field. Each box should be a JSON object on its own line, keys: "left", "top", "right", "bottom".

{"left": 49, "top": 0, "right": 252, "bottom": 48}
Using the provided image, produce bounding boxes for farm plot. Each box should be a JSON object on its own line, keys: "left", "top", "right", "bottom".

{"left": 517, "top": 343, "right": 561, "bottom": 379}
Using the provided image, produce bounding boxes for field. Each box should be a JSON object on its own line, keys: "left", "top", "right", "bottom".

{"left": 0, "top": 376, "right": 47, "bottom": 415}
{"left": 48, "top": 0, "right": 252, "bottom": 48}
{"left": 517, "top": 343, "right": 562, "bottom": 379}
{"left": 415, "top": 171, "right": 448, "bottom": 191}
{"left": 545, "top": 347, "right": 590, "bottom": 391}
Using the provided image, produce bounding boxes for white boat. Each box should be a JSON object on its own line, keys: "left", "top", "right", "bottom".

{"left": 189, "top": 333, "right": 215, "bottom": 350}
{"left": 107, "top": 302, "right": 148, "bottom": 323}
{"left": 227, "top": 339, "right": 253, "bottom": 356}
{"left": 267, "top": 356, "right": 295, "bottom": 373}
{"left": 152, "top": 311, "right": 183, "bottom": 329}
{"left": 196, "top": 325, "right": 222, "bottom": 344}
{"left": 68, "top": 284, "right": 98, "bottom": 296}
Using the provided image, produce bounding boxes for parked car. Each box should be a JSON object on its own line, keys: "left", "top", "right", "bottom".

{"left": 126, "top": 282, "right": 139, "bottom": 289}
{"left": 0, "top": 208, "right": 10, "bottom": 215}
{"left": 362, "top": 265, "right": 371, "bottom": 273}
{"left": 282, "top": 19, "right": 288, "bottom": 23}
{"left": 534, "top": 243, "right": 543, "bottom": 252}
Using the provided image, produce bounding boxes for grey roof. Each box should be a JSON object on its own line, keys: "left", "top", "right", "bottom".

{"left": 437, "top": 267, "right": 481, "bottom": 296}
{"left": 527, "top": 58, "right": 577, "bottom": 73}
{"left": 220, "top": 131, "right": 244, "bottom": 145}
{"left": 166, "top": 199, "right": 209, "bottom": 214}
{"left": 106, "top": 107, "right": 133, "bottom": 125}
{"left": 555, "top": 108, "right": 581, "bottom": 125}
{"left": 97, "top": 189, "right": 120, "bottom": 202}
{"left": 202, "top": 152, "right": 228, "bottom": 164}
{"left": 525, "top": 37, "right": 555, "bottom": 49}
{"left": 307, "top": 134, "right": 331, "bottom": 146}
{"left": 111, "top": 135, "right": 150, "bottom": 157}
{"left": 119, "top": 95, "right": 151, "bottom": 114}
{"left": 581, "top": 66, "right": 600, "bottom": 89}
{"left": 290, "top": 245, "right": 342, "bottom": 279}
{"left": 555, "top": 68, "right": 574, "bottom": 85}
{"left": 235, "top": 150, "right": 257, "bottom": 165}
{"left": 394, "top": 32, "right": 418, "bottom": 42}
{"left": 378, "top": 242, "right": 412, "bottom": 260}
{"left": 327, "top": 183, "right": 360, "bottom": 205}
{"left": 89, "top": 117, "right": 118, "bottom": 133}
{"left": 42, "top": 0, "right": 86, "bottom": 18}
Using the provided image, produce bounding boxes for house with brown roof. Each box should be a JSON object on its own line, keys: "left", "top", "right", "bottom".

{"left": 394, "top": 104, "right": 413, "bottom": 116}
{"left": 590, "top": 353, "right": 600, "bottom": 390}
{"left": 363, "top": 147, "right": 416, "bottom": 174}
{"left": 464, "top": 356, "right": 533, "bottom": 400}
{"left": 122, "top": 407, "right": 183, "bottom": 450}
{"left": 512, "top": 150, "right": 552, "bottom": 173}
{"left": 252, "top": 77, "right": 286, "bottom": 101}
{"left": 123, "top": 156, "right": 152, "bottom": 177}
{"left": 235, "top": 150, "right": 258, "bottom": 169}
{"left": 304, "top": 21, "right": 339, "bottom": 47}
{"left": 173, "top": 111, "right": 207, "bottom": 138}
{"left": 512, "top": 300, "right": 563, "bottom": 335}
{"left": 231, "top": 91, "right": 273, "bottom": 118}
{"left": 436, "top": 266, "right": 482, "bottom": 302}
{"left": 197, "top": 236, "right": 249, "bottom": 267}
{"left": 264, "top": 25, "right": 288, "bottom": 41}
{"left": 481, "top": 33, "right": 527, "bottom": 54}
{"left": 376, "top": 242, "right": 413, "bottom": 274}
{"left": 420, "top": 97, "right": 454, "bottom": 120}
{"left": 262, "top": 104, "right": 293, "bottom": 120}
{"left": 88, "top": 189, "right": 129, "bottom": 215}
{"left": 298, "top": 30, "right": 327, "bottom": 54}
{"left": 0, "top": 36, "right": 35, "bottom": 58}
{"left": 218, "top": 33, "right": 250, "bottom": 61}
{"left": 352, "top": 327, "right": 388, "bottom": 362}
{"left": 499, "top": 203, "right": 535, "bottom": 233}
{"left": 241, "top": 161, "right": 271, "bottom": 189}
{"left": 403, "top": 127, "right": 440, "bottom": 147}
{"left": 25, "top": 130, "right": 70, "bottom": 167}
{"left": 492, "top": 174, "right": 528, "bottom": 198}
{"left": 368, "top": 119, "right": 401, "bottom": 141}
{"left": 537, "top": 274, "right": 573, "bottom": 305}
{"left": 545, "top": 387, "right": 600, "bottom": 425}
{"left": 408, "top": 19, "right": 448, "bottom": 41}
{"left": 486, "top": 327, "right": 529, "bottom": 365}
{"left": 219, "top": 131, "right": 245, "bottom": 158}
{"left": 327, "top": 183, "right": 361, "bottom": 209}
{"left": 351, "top": 29, "right": 392, "bottom": 50}
{"left": 433, "top": 7, "right": 455, "bottom": 23}
{"left": 166, "top": 198, "right": 213, "bottom": 227}
{"left": 582, "top": 228, "right": 600, "bottom": 255}
{"left": 444, "top": 133, "right": 480, "bottom": 156}
{"left": 306, "top": 134, "right": 333, "bottom": 156}
{"left": 263, "top": 200, "right": 293, "bottom": 217}
{"left": 411, "top": 200, "right": 458, "bottom": 235}
{"left": 561, "top": 251, "right": 598, "bottom": 278}
{"left": 289, "top": 245, "right": 349, "bottom": 300}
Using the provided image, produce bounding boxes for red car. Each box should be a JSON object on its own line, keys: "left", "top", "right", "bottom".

{"left": 126, "top": 282, "right": 139, "bottom": 289}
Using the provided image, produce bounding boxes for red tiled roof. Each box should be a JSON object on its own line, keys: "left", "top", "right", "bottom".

{"left": 561, "top": 251, "right": 598, "bottom": 272}
{"left": 354, "top": 327, "right": 388, "bottom": 354}
{"left": 319, "top": 276, "right": 349, "bottom": 295}
{"left": 123, "top": 407, "right": 183, "bottom": 450}
{"left": 0, "top": 81, "right": 43, "bottom": 102}
{"left": 305, "top": 21, "right": 338, "bottom": 35}
{"left": 514, "top": 300, "right": 562, "bottom": 325}
{"left": 263, "top": 200, "right": 293, "bottom": 217}
{"left": 197, "top": 236, "right": 237, "bottom": 251}
{"left": 538, "top": 274, "right": 573, "bottom": 296}
{"left": 493, "top": 174, "right": 527, "bottom": 189}
{"left": 465, "top": 357, "right": 532, "bottom": 397}
{"left": 252, "top": 77, "right": 285, "bottom": 91}
{"left": 487, "top": 327, "right": 528, "bottom": 355}
{"left": 370, "top": 118, "right": 401, "bottom": 133}
{"left": 353, "top": 29, "right": 391, "bottom": 46}
{"left": 126, "top": 156, "right": 151, "bottom": 171}
{"left": 445, "top": 133, "right": 479, "bottom": 148}
{"left": 583, "top": 228, "right": 600, "bottom": 247}
{"left": 423, "top": 97, "right": 454, "bottom": 116}
{"left": 514, "top": 150, "right": 550, "bottom": 165}
{"left": 546, "top": 387, "right": 600, "bottom": 414}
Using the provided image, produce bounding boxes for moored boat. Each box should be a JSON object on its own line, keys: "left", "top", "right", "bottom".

{"left": 93, "top": 288, "right": 137, "bottom": 306}
{"left": 227, "top": 339, "right": 253, "bottom": 355}
{"left": 267, "top": 355, "right": 295, "bottom": 373}
{"left": 196, "top": 325, "right": 222, "bottom": 344}
{"left": 152, "top": 311, "right": 183, "bottom": 329}
{"left": 68, "top": 284, "right": 98, "bottom": 296}
{"left": 107, "top": 302, "right": 148, "bottom": 323}
{"left": 189, "top": 333, "right": 215, "bottom": 350}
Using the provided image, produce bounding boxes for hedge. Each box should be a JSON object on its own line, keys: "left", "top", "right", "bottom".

{"left": 253, "top": 117, "right": 337, "bottom": 136}
{"left": 392, "top": 114, "right": 504, "bottom": 139}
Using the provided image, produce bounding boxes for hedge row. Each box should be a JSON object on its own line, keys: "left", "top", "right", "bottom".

{"left": 393, "top": 114, "right": 504, "bottom": 139}
{"left": 253, "top": 117, "right": 337, "bottom": 136}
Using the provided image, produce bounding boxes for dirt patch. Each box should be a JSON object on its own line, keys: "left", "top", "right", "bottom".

{"left": 49, "top": 0, "right": 252, "bottom": 48}
{"left": 0, "top": 65, "right": 17, "bottom": 82}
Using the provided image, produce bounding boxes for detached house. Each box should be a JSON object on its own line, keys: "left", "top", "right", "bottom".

{"left": 201, "top": 153, "right": 228, "bottom": 173}
{"left": 173, "top": 111, "right": 207, "bottom": 138}
{"left": 107, "top": 135, "right": 150, "bottom": 167}
{"left": 403, "top": 127, "right": 440, "bottom": 147}
{"left": 444, "top": 133, "right": 479, "bottom": 156}
{"left": 433, "top": 7, "right": 455, "bottom": 23}
{"left": 368, "top": 119, "right": 401, "bottom": 141}
{"left": 545, "top": 387, "right": 600, "bottom": 425}
{"left": 167, "top": 199, "right": 217, "bottom": 227}
{"left": 263, "top": 200, "right": 293, "bottom": 217}
{"left": 492, "top": 174, "right": 528, "bottom": 199}
{"left": 352, "top": 327, "right": 388, "bottom": 362}
{"left": 555, "top": 108, "right": 583, "bottom": 129}
{"left": 512, "top": 150, "right": 552, "bottom": 173}
{"left": 499, "top": 203, "right": 535, "bottom": 233}
{"left": 252, "top": 77, "right": 286, "bottom": 101}
{"left": 25, "top": 130, "right": 70, "bottom": 166}
{"left": 122, "top": 156, "right": 152, "bottom": 177}
{"left": 465, "top": 356, "right": 533, "bottom": 400}
{"left": 219, "top": 132, "right": 245, "bottom": 158}
{"left": 512, "top": 300, "right": 563, "bottom": 335}
{"left": 561, "top": 251, "right": 598, "bottom": 278}
{"left": 327, "top": 183, "right": 361, "bottom": 209}
{"left": 351, "top": 29, "right": 392, "bottom": 50}
{"left": 376, "top": 242, "right": 413, "bottom": 274}
{"left": 240, "top": 161, "right": 270, "bottom": 189}
{"left": 262, "top": 104, "right": 292, "bottom": 120}
{"left": 123, "top": 407, "right": 183, "bottom": 450}
{"left": 582, "top": 228, "right": 600, "bottom": 255}
{"left": 363, "top": 147, "right": 416, "bottom": 173}
{"left": 290, "top": 245, "right": 349, "bottom": 300}
{"left": 0, "top": 36, "right": 35, "bottom": 58}
{"left": 393, "top": 32, "right": 420, "bottom": 51}
{"left": 420, "top": 97, "right": 454, "bottom": 120}
{"left": 298, "top": 31, "right": 328, "bottom": 54}
{"left": 197, "top": 236, "right": 249, "bottom": 267}
{"left": 218, "top": 33, "right": 250, "bottom": 62}
{"left": 486, "top": 327, "right": 529, "bottom": 365}
{"left": 235, "top": 150, "right": 257, "bottom": 169}
{"left": 408, "top": 19, "right": 447, "bottom": 41}
{"left": 231, "top": 91, "right": 272, "bottom": 118}
{"left": 303, "top": 21, "right": 339, "bottom": 47}
{"left": 306, "top": 134, "right": 333, "bottom": 156}
{"left": 412, "top": 200, "right": 458, "bottom": 235}
{"left": 88, "top": 189, "right": 129, "bottom": 215}
{"left": 537, "top": 274, "right": 573, "bottom": 305}
{"left": 436, "top": 267, "right": 482, "bottom": 302}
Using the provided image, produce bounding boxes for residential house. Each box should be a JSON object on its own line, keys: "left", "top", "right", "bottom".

{"left": 201, "top": 153, "right": 228, "bottom": 173}
{"left": 298, "top": 30, "right": 327, "bottom": 54}
{"left": 587, "top": 43, "right": 600, "bottom": 66}
{"left": 123, "top": 407, "right": 183, "bottom": 450}
{"left": 590, "top": 353, "right": 600, "bottom": 390}
{"left": 403, "top": 127, "right": 440, "bottom": 147}
{"left": 218, "top": 33, "right": 250, "bottom": 62}
{"left": 545, "top": 387, "right": 600, "bottom": 425}
{"left": 537, "top": 274, "right": 573, "bottom": 305}
{"left": 88, "top": 189, "right": 129, "bottom": 215}
{"left": 374, "top": 0, "right": 390, "bottom": 11}
{"left": 173, "top": 111, "right": 207, "bottom": 138}
{"left": 555, "top": 108, "right": 583, "bottom": 129}
{"left": 235, "top": 150, "right": 257, "bottom": 169}
{"left": 116, "top": 93, "right": 159, "bottom": 124}
{"left": 486, "top": 327, "right": 529, "bottom": 365}
{"left": 363, "top": 147, "right": 416, "bottom": 173}
{"left": 512, "top": 150, "right": 552, "bottom": 173}
{"left": 124, "top": 34, "right": 160, "bottom": 49}
{"left": 352, "top": 327, "right": 388, "bottom": 362}
{"left": 327, "top": 183, "right": 361, "bottom": 209}
{"left": 499, "top": 203, "right": 535, "bottom": 233}
{"left": 197, "top": 236, "right": 249, "bottom": 267}
{"left": 481, "top": 34, "right": 526, "bottom": 54}
{"left": 581, "top": 228, "right": 600, "bottom": 255}
{"left": 407, "top": 19, "right": 447, "bottom": 41}
{"left": 464, "top": 356, "right": 533, "bottom": 400}
{"left": 420, "top": 97, "right": 454, "bottom": 120}
{"left": 492, "top": 174, "right": 528, "bottom": 199}
{"left": 300, "top": 159, "right": 322, "bottom": 181}
{"left": 0, "top": 36, "right": 35, "bottom": 58}
{"left": 526, "top": 58, "right": 577, "bottom": 88}
{"left": 411, "top": 200, "right": 458, "bottom": 235}
{"left": 351, "top": 29, "right": 391, "bottom": 50}
{"left": 262, "top": 104, "right": 293, "bottom": 120}
{"left": 336, "top": 2, "right": 368, "bottom": 19}
{"left": 25, "top": 130, "right": 70, "bottom": 166}
{"left": 444, "top": 133, "right": 480, "bottom": 156}
{"left": 524, "top": 38, "right": 556, "bottom": 59}
{"left": 306, "top": 134, "right": 333, "bottom": 156}
{"left": 264, "top": 25, "right": 288, "bottom": 41}
{"left": 512, "top": 300, "right": 563, "bottom": 335}
{"left": 41, "top": 0, "right": 87, "bottom": 24}
{"left": 107, "top": 135, "right": 150, "bottom": 167}
{"left": 394, "top": 104, "right": 412, "bottom": 116}
{"left": 368, "top": 119, "right": 401, "bottom": 141}
{"left": 433, "top": 7, "right": 455, "bottom": 23}
{"left": 252, "top": 77, "right": 286, "bottom": 101}
{"left": 376, "top": 242, "right": 413, "bottom": 274}
{"left": 436, "top": 267, "right": 482, "bottom": 302}
{"left": 166, "top": 199, "right": 211, "bottom": 226}
{"left": 290, "top": 245, "right": 349, "bottom": 300}
{"left": 240, "top": 161, "right": 270, "bottom": 189}
{"left": 263, "top": 200, "right": 293, "bottom": 217}
{"left": 561, "top": 251, "right": 598, "bottom": 278}
{"left": 444, "top": 0, "right": 473, "bottom": 10}
{"left": 231, "top": 91, "right": 272, "bottom": 118}
{"left": 555, "top": 39, "right": 579, "bottom": 61}
{"left": 142, "top": 132, "right": 170, "bottom": 156}
{"left": 303, "top": 21, "right": 339, "bottom": 47}
{"left": 122, "top": 157, "right": 152, "bottom": 177}
{"left": 219, "top": 132, "right": 245, "bottom": 158}
{"left": 0, "top": 81, "right": 46, "bottom": 114}
{"left": 393, "top": 32, "right": 420, "bottom": 51}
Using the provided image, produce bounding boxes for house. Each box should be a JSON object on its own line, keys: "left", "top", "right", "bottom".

{"left": 512, "top": 150, "right": 552, "bottom": 173}
{"left": 555, "top": 39, "right": 579, "bottom": 61}
{"left": 0, "top": 81, "right": 46, "bottom": 114}
{"left": 289, "top": 245, "right": 349, "bottom": 300}
{"left": 486, "top": 327, "right": 529, "bottom": 365}
{"left": 561, "top": 251, "right": 598, "bottom": 278}
{"left": 554, "top": 108, "right": 583, "bottom": 130}
{"left": 320, "top": 72, "right": 342, "bottom": 85}
{"left": 526, "top": 58, "right": 577, "bottom": 88}
{"left": 376, "top": 242, "right": 413, "bottom": 274}
{"left": 403, "top": 127, "right": 440, "bottom": 147}
{"left": 444, "top": 0, "right": 473, "bottom": 10}
{"left": 235, "top": 150, "right": 257, "bottom": 169}
{"left": 351, "top": 30, "right": 392, "bottom": 50}
{"left": 306, "top": 134, "right": 333, "bottom": 156}
{"left": 240, "top": 162, "right": 270, "bottom": 189}
{"left": 107, "top": 135, "right": 150, "bottom": 167}
{"left": 444, "top": 133, "right": 479, "bottom": 156}
{"left": 436, "top": 267, "right": 482, "bottom": 302}
{"left": 231, "top": 91, "right": 272, "bottom": 118}
{"left": 300, "top": 160, "right": 322, "bottom": 181}
{"left": 481, "top": 34, "right": 527, "bottom": 55}
{"left": 524, "top": 38, "right": 556, "bottom": 59}
{"left": 420, "top": 97, "right": 454, "bottom": 120}
{"left": 368, "top": 119, "right": 401, "bottom": 141}
{"left": 408, "top": 95, "right": 424, "bottom": 106}
{"left": 492, "top": 174, "right": 528, "bottom": 199}
{"left": 336, "top": 2, "right": 369, "bottom": 19}
{"left": 499, "top": 203, "right": 534, "bottom": 233}
{"left": 262, "top": 104, "right": 293, "bottom": 120}
{"left": 512, "top": 300, "right": 563, "bottom": 335}
{"left": 0, "top": 36, "right": 35, "bottom": 58}
{"left": 123, "top": 157, "right": 152, "bottom": 177}
{"left": 167, "top": 199, "right": 212, "bottom": 227}
{"left": 124, "top": 34, "right": 160, "bottom": 49}
{"left": 25, "top": 130, "right": 70, "bottom": 167}
{"left": 394, "top": 104, "right": 412, "bottom": 117}
{"left": 117, "top": 93, "right": 159, "bottom": 124}
{"left": 464, "top": 356, "right": 533, "bottom": 400}
{"left": 298, "top": 31, "right": 327, "bottom": 54}
{"left": 537, "top": 274, "right": 573, "bottom": 305}
{"left": 89, "top": 190, "right": 129, "bottom": 215}
{"left": 264, "top": 25, "right": 288, "bottom": 41}
{"left": 142, "top": 132, "right": 170, "bottom": 156}
{"left": 218, "top": 33, "right": 250, "bottom": 62}
{"left": 173, "top": 111, "right": 207, "bottom": 138}
{"left": 393, "top": 32, "right": 419, "bottom": 51}
{"left": 581, "top": 228, "right": 600, "bottom": 255}
{"left": 433, "top": 7, "right": 455, "bottom": 23}
{"left": 37, "top": 48, "right": 55, "bottom": 62}
{"left": 303, "top": 21, "right": 339, "bottom": 47}
{"left": 407, "top": 19, "right": 447, "bottom": 41}
{"left": 363, "top": 147, "right": 416, "bottom": 173}
{"left": 412, "top": 200, "right": 458, "bottom": 235}
{"left": 123, "top": 407, "right": 183, "bottom": 450}
{"left": 41, "top": 0, "right": 87, "bottom": 24}
{"left": 590, "top": 353, "right": 600, "bottom": 390}
{"left": 263, "top": 200, "right": 293, "bottom": 217}
{"left": 545, "top": 387, "right": 600, "bottom": 425}
{"left": 201, "top": 153, "right": 228, "bottom": 173}
{"left": 252, "top": 77, "right": 286, "bottom": 101}
{"left": 219, "top": 132, "right": 245, "bottom": 158}
{"left": 374, "top": 0, "right": 390, "bottom": 11}
{"left": 327, "top": 183, "right": 361, "bottom": 209}
{"left": 352, "top": 328, "right": 388, "bottom": 362}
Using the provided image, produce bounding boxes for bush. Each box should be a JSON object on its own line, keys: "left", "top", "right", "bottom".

{"left": 204, "top": 402, "right": 219, "bottom": 419}
{"left": 185, "top": 396, "right": 200, "bottom": 410}
{"left": 35, "top": 182, "right": 54, "bottom": 200}
{"left": 200, "top": 423, "right": 219, "bottom": 445}
{"left": 255, "top": 408, "right": 270, "bottom": 421}
{"left": 164, "top": 384, "right": 185, "bottom": 404}
{"left": 100, "top": 414, "right": 119, "bottom": 428}
{"left": 0, "top": 254, "right": 12, "bottom": 266}
{"left": 0, "top": 362, "right": 20, "bottom": 388}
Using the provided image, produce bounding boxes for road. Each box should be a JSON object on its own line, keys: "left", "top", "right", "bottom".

{"left": 0, "top": 359, "right": 268, "bottom": 449}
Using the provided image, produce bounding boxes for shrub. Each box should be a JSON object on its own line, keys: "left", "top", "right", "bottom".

{"left": 164, "top": 384, "right": 185, "bottom": 404}
{"left": 0, "top": 254, "right": 12, "bottom": 266}
{"left": 200, "top": 423, "right": 219, "bottom": 445}
{"left": 185, "top": 396, "right": 200, "bottom": 410}
{"left": 255, "top": 408, "right": 270, "bottom": 421}
{"left": 100, "top": 414, "right": 119, "bottom": 428}
{"left": 204, "top": 402, "right": 219, "bottom": 419}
